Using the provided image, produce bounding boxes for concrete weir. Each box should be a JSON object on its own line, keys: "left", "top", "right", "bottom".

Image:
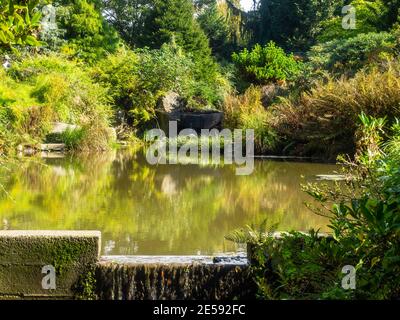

{"left": 0, "top": 231, "right": 255, "bottom": 300}
{"left": 96, "top": 256, "right": 254, "bottom": 300}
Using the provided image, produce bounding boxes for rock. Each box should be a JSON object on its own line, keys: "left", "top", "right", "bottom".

{"left": 157, "top": 92, "right": 186, "bottom": 121}
{"left": 2, "top": 55, "right": 11, "bottom": 70}
{"left": 315, "top": 174, "right": 346, "bottom": 181}
{"left": 50, "top": 122, "right": 79, "bottom": 134}
{"left": 106, "top": 127, "right": 117, "bottom": 143}
{"left": 40, "top": 144, "right": 66, "bottom": 152}
{"left": 260, "top": 84, "right": 286, "bottom": 107}
{"left": 156, "top": 92, "right": 186, "bottom": 134}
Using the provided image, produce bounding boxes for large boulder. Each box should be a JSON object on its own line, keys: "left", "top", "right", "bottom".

{"left": 156, "top": 92, "right": 186, "bottom": 134}
{"left": 260, "top": 84, "right": 286, "bottom": 108}
{"left": 50, "top": 122, "right": 79, "bottom": 134}
{"left": 157, "top": 92, "right": 186, "bottom": 121}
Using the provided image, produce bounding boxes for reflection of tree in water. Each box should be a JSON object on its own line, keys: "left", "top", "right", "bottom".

{"left": 0, "top": 149, "right": 335, "bottom": 255}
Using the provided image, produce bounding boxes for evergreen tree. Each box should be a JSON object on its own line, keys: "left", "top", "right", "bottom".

{"left": 140, "top": 0, "right": 211, "bottom": 62}
{"left": 195, "top": 0, "right": 250, "bottom": 59}
{"left": 101, "top": 0, "right": 152, "bottom": 47}
{"left": 139, "top": 0, "right": 219, "bottom": 97}
{"left": 53, "top": 0, "right": 120, "bottom": 62}
{"left": 256, "top": 0, "right": 344, "bottom": 51}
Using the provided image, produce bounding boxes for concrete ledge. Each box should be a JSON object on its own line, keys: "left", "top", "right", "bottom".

{"left": 0, "top": 231, "right": 101, "bottom": 299}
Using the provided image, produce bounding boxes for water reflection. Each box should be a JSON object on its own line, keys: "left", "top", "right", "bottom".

{"left": 0, "top": 149, "right": 338, "bottom": 255}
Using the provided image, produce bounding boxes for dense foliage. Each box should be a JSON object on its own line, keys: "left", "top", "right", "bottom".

{"left": 102, "top": 0, "right": 218, "bottom": 79}
{"left": 232, "top": 41, "right": 303, "bottom": 84}
{"left": 253, "top": 0, "right": 344, "bottom": 51}
{"left": 317, "top": 0, "right": 388, "bottom": 43}
{"left": 227, "top": 115, "right": 400, "bottom": 299}
{"left": 1, "top": 53, "right": 113, "bottom": 151}
{"left": 250, "top": 116, "right": 400, "bottom": 299}
{"left": 53, "top": 0, "right": 120, "bottom": 62}
{"left": 0, "top": 0, "right": 42, "bottom": 50}
{"left": 308, "top": 31, "right": 397, "bottom": 75}
{"left": 1, "top": 0, "right": 400, "bottom": 301}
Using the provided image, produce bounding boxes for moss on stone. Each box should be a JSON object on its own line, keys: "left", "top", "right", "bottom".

{"left": 73, "top": 268, "right": 97, "bottom": 300}
{"left": 0, "top": 231, "right": 100, "bottom": 299}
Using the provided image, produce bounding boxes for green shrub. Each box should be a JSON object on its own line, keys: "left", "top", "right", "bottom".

{"left": 0, "top": 0, "right": 42, "bottom": 51}
{"left": 1, "top": 53, "right": 113, "bottom": 151}
{"left": 302, "top": 115, "right": 400, "bottom": 299}
{"left": 92, "top": 45, "right": 192, "bottom": 128}
{"left": 232, "top": 42, "right": 303, "bottom": 84}
{"left": 250, "top": 231, "right": 355, "bottom": 300}
{"left": 309, "top": 32, "right": 396, "bottom": 75}
{"left": 93, "top": 43, "right": 229, "bottom": 129}
{"left": 317, "top": 0, "right": 388, "bottom": 43}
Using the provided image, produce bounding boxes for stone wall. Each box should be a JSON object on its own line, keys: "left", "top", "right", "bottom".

{"left": 0, "top": 231, "right": 101, "bottom": 299}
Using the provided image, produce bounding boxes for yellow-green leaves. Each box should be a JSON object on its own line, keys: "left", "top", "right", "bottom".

{"left": 0, "top": 0, "right": 41, "bottom": 50}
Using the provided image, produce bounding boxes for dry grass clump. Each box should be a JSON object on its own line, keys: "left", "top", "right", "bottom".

{"left": 272, "top": 60, "right": 400, "bottom": 158}
{"left": 223, "top": 86, "right": 278, "bottom": 153}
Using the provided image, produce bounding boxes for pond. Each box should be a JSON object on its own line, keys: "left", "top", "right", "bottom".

{"left": 0, "top": 149, "right": 339, "bottom": 255}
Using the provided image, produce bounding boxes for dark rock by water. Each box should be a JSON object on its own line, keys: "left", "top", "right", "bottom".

{"left": 156, "top": 92, "right": 223, "bottom": 134}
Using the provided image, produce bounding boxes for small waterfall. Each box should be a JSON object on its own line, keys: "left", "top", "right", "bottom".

{"left": 95, "top": 256, "right": 255, "bottom": 300}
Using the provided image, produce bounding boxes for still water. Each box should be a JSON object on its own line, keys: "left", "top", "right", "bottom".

{"left": 0, "top": 149, "right": 339, "bottom": 255}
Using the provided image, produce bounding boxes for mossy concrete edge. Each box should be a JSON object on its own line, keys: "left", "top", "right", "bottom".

{"left": 0, "top": 230, "right": 101, "bottom": 300}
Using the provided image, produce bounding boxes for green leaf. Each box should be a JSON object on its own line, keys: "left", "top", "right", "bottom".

{"left": 25, "top": 10, "right": 31, "bottom": 25}
{"left": 24, "top": 35, "right": 38, "bottom": 46}
{"left": 0, "top": 30, "right": 7, "bottom": 43}
{"left": 31, "top": 11, "right": 41, "bottom": 25}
